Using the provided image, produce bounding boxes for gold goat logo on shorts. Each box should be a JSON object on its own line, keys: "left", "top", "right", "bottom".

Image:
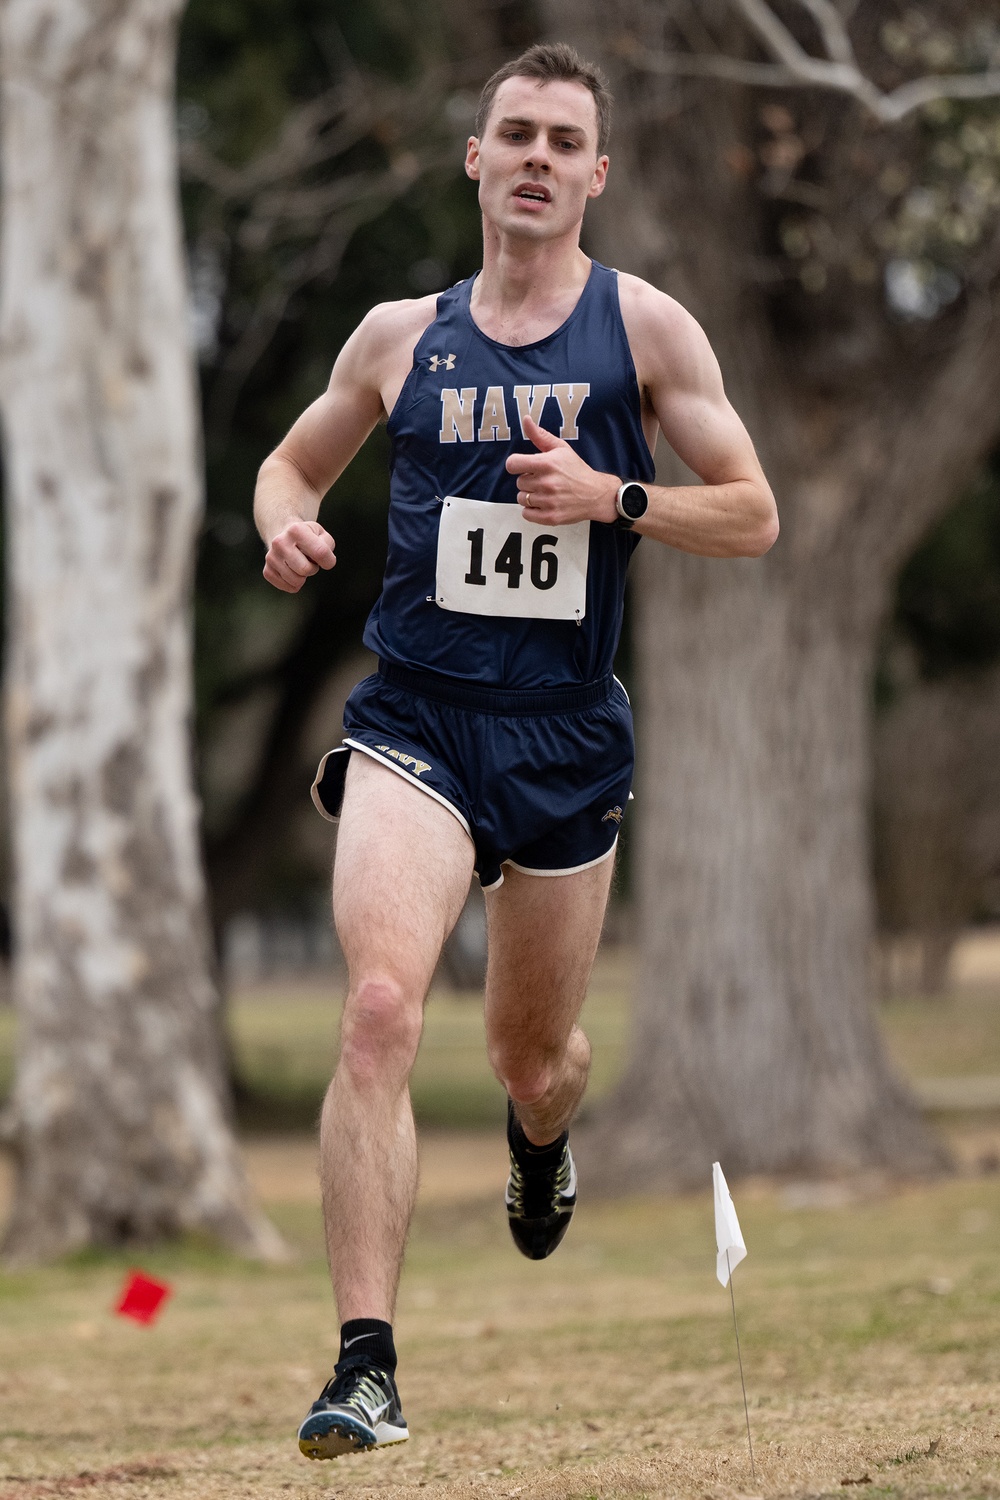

{"left": 601, "top": 805, "right": 624, "bottom": 825}
{"left": 374, "top": 745, "right": 432, "bottom": 777}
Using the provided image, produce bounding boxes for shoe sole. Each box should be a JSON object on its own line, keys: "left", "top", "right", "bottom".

{"left": 508, "top": 1206, "right": 575, "bottom": 1260}
{"left": 505, "top": 1137, "right": 578, "bottom": 1260}
{"left": 298, "top": 1411, "right": 409, "bottom": 1460}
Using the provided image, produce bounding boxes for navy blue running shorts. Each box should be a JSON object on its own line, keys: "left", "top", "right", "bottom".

{"left": 311, "top": 662, "right": 634, "bottom": 890}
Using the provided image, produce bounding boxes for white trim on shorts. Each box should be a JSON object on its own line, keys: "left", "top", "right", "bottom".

{"left": 502, "top": 835, "right": 619, "bottom": 882}
{"left": 312, "top": 741, "right": 625, "bottom": 891}
{"left": 343, "top": 738, "right": 473, "bottom": 841}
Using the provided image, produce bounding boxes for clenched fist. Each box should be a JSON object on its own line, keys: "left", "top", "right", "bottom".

{"left": 263, "top": 519, "right": 336, "bottom": 593}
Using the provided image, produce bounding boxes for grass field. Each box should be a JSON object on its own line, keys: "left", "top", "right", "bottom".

{"left": 4, "top": 946, "right": 1000, "bottom": 1497}
{"left": 4, "top": 1133, "right": 1000, "bottom": 1498}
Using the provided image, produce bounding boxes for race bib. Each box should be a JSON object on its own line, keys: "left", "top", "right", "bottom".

{"left": 433, "top": 495, "right": 589, "bottom": 622}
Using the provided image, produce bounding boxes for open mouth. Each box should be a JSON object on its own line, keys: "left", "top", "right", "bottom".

{"left": 514, "top": 185, "right": 550, "bottom": 204}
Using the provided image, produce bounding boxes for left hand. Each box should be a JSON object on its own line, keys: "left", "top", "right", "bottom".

{"left": 505, "top": 415, "right": 620, "bottom": 526}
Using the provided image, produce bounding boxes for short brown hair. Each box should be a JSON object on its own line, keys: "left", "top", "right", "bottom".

{"left": 475, "top": 43, "right": 612, "bottom": 156}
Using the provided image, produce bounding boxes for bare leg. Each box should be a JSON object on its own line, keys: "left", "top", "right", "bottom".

{"left": 484, "top": 856, "right": 615, "bottom": 1145}
{"left": 321, "top": 754, "right": 474, "bottom": 1321}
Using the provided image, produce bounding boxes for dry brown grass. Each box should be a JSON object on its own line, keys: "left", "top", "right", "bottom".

{"left": 4, "top": 1130, "right": 1000, "bottom": 1500}
{"left": 4, "top": 937, "right": 1000, "bottom": 1498}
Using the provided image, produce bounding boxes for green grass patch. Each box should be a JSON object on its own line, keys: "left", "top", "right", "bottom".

{"left": 879, "top": 984, "right": 1000, "bottom": 1077}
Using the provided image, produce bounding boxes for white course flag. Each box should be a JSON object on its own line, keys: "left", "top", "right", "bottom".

{"left": 713, "top": 1162, "right": 747, "bottom": 1287}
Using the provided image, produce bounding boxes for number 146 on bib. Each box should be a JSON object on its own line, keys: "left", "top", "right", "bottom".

{"left": 433, "top": 494, "right": 589, "bottom": 621}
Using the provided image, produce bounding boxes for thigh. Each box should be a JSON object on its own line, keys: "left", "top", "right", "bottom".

{"left": 483, "top": 854, "right": 615, "bottom": 1053}
{"left": 334, "top": 752, "right": 476, "bottom": 990}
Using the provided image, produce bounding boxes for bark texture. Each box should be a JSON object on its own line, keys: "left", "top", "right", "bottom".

{"left": 614, "top": 542, "right": 938, "bottom": 1182}
{"left": 0, "top": 0, "right": 283, "bottom": 1260}
{"left": 874, "top": 664, "right": 1000, "bottom": 996}
{"left": 542, "top": 0, "right": 1000, "bottom": 1185}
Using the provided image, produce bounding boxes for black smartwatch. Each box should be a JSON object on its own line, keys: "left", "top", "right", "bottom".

{"left": 615, "top": 481, "right": 649, "bottom": 529}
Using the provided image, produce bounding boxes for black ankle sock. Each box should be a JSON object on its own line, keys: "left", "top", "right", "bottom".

{"left": 337, "top": 1318, "right": 396, "bottom": 1376}
{"left": 507, "top": 1100, "right": 568, "bottom": 1173}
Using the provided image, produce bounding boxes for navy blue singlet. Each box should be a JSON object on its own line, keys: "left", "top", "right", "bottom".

{"left": 363, "top": 261, "right": 656, "bottom": 691}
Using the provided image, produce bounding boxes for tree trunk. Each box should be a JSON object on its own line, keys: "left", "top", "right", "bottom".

{"left": 585, "top": 540, "right": 945, "bottom": 1187}
{"left": 0, "top": 0, "right": 283, "bottom": 1260}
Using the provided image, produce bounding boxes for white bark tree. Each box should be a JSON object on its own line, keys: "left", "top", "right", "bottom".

{"left": 541, "top": 0, "right": 1000, "bottom": 1185}
{"left": 0, "top": 0, "right": 282, "bottom": 1260}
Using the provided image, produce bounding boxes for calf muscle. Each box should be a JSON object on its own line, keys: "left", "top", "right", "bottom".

{"left": 484, "top": 857, "right": 614, "bottom": 1145}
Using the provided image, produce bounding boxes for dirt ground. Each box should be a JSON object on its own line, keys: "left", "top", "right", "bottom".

{"left": 5, "top": 1129, "right": 1000, "bottom": 1500}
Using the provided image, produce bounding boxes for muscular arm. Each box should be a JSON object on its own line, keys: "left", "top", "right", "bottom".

{"left": 506, "top": 276, "right": 778, "bottom": 559}
{"left": 255, "top": 298, "right": 434, "bottom": 592}
{"left": 622, "top": 277, "right": 778, "bottom": 555}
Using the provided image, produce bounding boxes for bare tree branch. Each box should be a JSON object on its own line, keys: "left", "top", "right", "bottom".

{"left": 795, "top": 0, "right": 856, "bottom": 68}
{"left": 880, "top": 69, "right": 1000, "bottom": 123}
{"left": 182, "top": 63, "right": 452, "bottom": 447}
{"left": 180, "top": 76, "right": 427, "bottom": 204}
{"left": 636, "top": 48, "right": 822, "bottom": 89}
{"left": 203, "top": 162, "right": 443, "bottom": 446}
{"left": 629, "top": 0, "right": 1000, "bottom": 125}
{"left": 731, "top": 0, "right": 860, "bottom": 91}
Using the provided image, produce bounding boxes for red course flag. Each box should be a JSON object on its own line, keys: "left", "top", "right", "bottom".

{"left": 115, "top": 1270, "right": 172, "bottom": 1325}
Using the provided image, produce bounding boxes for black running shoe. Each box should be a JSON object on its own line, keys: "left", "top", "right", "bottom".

{"left": 297, "top": 1361, "right": 409, "bottom": 1460}
{"left": 505, "top": 1111, "right": 578, "bottom": 1261}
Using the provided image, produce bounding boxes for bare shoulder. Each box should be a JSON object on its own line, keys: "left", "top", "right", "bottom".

{"left": 359, "top": 293, "right": 439, "bottom": 348}
{"left": 338, "top": 294, "right": 439, "bottom": 376}
{"left": 616, "top": 272, "right": 694, "bottom": 334}
{"left": 616, "top": 272, "right": 719, "bottom": 393}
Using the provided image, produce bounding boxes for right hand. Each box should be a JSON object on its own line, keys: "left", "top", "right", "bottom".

{"left": 263, "top": 520, "right": 336, "bottom": 593}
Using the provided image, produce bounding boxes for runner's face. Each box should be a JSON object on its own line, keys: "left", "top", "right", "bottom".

{"left": 466, "top": 77, "right": 608, "bottom": 242}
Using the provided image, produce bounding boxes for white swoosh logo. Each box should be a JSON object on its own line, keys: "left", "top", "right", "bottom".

{"left": 344, "top": 1332, "right": 378, "bottom": 1348}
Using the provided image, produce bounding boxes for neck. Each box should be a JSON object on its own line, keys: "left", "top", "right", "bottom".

{"left": 474, "top": 219, "right": 591, "bottom": 314}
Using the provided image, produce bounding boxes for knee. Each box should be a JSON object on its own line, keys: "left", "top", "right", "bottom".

{"left": 488, "top": 1024, "right": 590, "bottom": 1106}
{"left": 339, "top": 975, "right": 422, "bottom": 1085}
{"left": 487, "top": 1037, "right": 553, "bottom": 1107}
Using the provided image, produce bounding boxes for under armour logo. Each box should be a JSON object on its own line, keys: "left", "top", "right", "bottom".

{"left": 429, "top": 353, "right": 456, "bottom": 372}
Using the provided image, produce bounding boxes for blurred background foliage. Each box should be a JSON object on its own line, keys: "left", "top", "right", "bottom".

{"left": 875, "top": 452, "right": 1000, "bottom": 993}
{"left": 891, "top": 455, "right": 1000, "bottom": 680}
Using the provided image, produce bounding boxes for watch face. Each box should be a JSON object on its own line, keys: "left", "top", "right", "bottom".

{"left": 620, "top": 483, "right": 648, "bottom": 520}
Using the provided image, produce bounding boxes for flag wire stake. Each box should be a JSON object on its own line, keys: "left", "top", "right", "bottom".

{"left": 726, "top": 1247, "right": 756, "bottom": 1485}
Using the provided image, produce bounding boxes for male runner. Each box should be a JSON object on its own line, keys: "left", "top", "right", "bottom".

{"left": 254, "top": 42, "right": 777, "bottom": 1462}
